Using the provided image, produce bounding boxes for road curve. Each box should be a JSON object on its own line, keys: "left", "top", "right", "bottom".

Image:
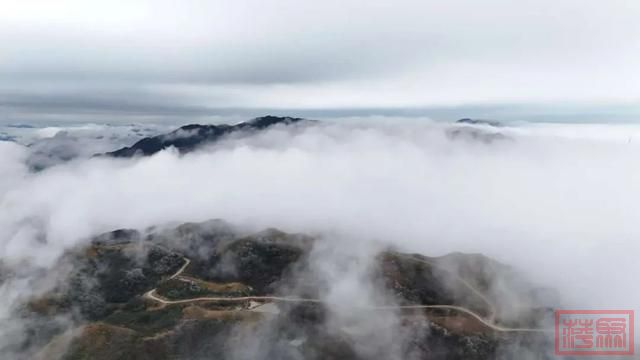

{"left": 388, "top": 251, "right": 497, "bottom": 321}
{"left": 143, "top": 257, "right": 549, "bottom": 333}
{"left": 169, "top": 257, "right": 191, "bottom": 279}
{"left": 377, "top": 304, "right": 550, "bottom": 333}
{"left": 144, "top": 288, "right": 323, "bottom": 305}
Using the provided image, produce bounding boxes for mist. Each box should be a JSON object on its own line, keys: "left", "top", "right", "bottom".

{"left": 1, "top": 118, "right": 640, "bottom": 357}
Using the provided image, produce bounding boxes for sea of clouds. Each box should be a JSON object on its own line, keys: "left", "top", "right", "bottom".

{"left": 1, "top": 117, "right": 640, "bottom": 357}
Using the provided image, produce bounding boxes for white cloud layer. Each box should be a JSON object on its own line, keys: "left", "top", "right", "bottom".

{"left": 1, "top": 119, "right": 640, "bottom": 313}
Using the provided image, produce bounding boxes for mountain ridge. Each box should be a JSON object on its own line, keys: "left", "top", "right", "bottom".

{"left": 17, "top": 220, "right": 556, "bottom": 360}
{"left": 104, "top": 115, "right": 312, "bottom": 158}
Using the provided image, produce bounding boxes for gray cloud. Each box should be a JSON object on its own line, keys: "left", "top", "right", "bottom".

{"left": 1, "top": 92, "right": 216, "bottom": 117}
{"left": 1, "top": 0, "right": 639, "bottom": 122}
{"left": 3, "top": 85, "right": 640, "bottom": 126}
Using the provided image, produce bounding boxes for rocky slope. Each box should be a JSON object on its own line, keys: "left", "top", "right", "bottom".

{"left": 15, "top": 221, "right": 556, "bottom": 360}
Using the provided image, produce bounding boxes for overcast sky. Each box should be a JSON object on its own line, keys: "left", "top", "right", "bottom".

{"left": 1, "top": 0, "right": 639, "bottom": 123}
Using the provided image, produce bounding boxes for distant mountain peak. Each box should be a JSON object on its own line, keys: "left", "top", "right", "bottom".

{"left": 247, "top": 115, "right": 305, "bottom": 128}
{"left": 456, "top": 118, "right": 502, "bottom": 127}
{"left": 104, "top": 116, "right": 313, "bottom": 158}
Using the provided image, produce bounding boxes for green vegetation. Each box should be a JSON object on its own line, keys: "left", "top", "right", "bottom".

{"left": 102, "top": 305, "right": 184, "bottom": 336}
{"left": 155, "top": 278, "right": 253, "bottom": 300}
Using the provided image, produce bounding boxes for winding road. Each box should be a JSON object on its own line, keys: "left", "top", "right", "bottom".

{"left": 143, "top": 256, "right": 549, "bottom": 333}
{"left": 388, "top": 251, "right": 498, "bottom": 321}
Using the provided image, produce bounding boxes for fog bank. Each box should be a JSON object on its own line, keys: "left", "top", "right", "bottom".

{"left": 1, "top": 119, "right": 639, "bottom": 319}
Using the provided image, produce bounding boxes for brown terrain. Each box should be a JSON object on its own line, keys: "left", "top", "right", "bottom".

{"left": 15, "top": 220, "right": 556, "bottom": 360}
